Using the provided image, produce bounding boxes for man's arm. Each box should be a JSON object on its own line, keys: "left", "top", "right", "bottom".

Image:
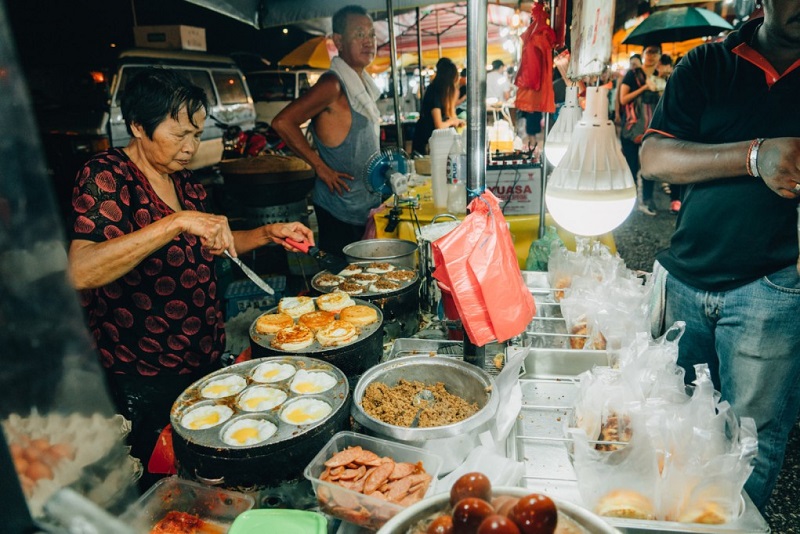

{"left": 641, "top": 135, "right": 800, "bottom": 199}
{"left": 272, "top": 74, "right": 353, "bottom": 195}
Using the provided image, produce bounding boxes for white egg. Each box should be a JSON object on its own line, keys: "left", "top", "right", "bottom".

{"left": 181, "top": 405, "right": 233, "bottom": 430}
{"left": 290, "top": 370, "right": 337, "bottom": 395}
{"left": 221, "top": 418, "right": 277, "bottom": 447}
{"left": 280, "top": 398, "right": 332, "bottom": 426}
{"left": 251, "top": 362, "right": 296, "bottom": 383}
{"left": 238, "top": 386, "right": 287, "bottom": 412}
{"left": 200, "top": 375, "right": 247, "bottom": 399}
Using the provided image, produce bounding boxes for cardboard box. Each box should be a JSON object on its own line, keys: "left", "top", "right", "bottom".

{"left": 224, "top": 275, "right": 286, "bottom": 320}
{"left": 133, "top": 25, "right": 206, "bottom": 52}
{"left": 485, "top": 166, "right": 543, "bottom": 215}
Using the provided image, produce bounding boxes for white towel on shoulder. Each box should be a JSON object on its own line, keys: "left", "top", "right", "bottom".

{"left": 330, "top": 56, "right": 381, "bottom": 135}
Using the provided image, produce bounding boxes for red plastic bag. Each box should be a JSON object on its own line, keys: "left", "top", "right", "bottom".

{"left": 432, "top": 191, "right": 536, "bottom": 345}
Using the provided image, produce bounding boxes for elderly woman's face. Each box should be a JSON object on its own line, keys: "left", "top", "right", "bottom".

{"left": 135, "top": 105, "right": 206, "bottom": 173}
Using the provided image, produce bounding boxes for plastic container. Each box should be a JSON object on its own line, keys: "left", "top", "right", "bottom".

{"left": 229, "top": 509, "right": 326, "bottom": 534}
{"left": 446, "top": 134, "right": 466, "bottom": 214}
{"left": 429, "top": 128, "right": 456, "bottom": 208}
{"left": 304, "top": 431, "right": 443, "bottom": 530}
{"left": 118, "top": 476, "right": 254, "bottom": 533}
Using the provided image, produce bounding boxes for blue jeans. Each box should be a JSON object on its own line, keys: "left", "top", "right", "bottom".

{"left": 664, "top": 265, "right": 800, "bottom": 512}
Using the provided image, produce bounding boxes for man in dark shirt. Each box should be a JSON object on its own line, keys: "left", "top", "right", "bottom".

{"left": 640, "top": 0, "right": 800, "bottom": 511}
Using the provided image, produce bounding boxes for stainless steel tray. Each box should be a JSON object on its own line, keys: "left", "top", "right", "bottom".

{"left": 510, "top": 272, "right": 771, "bottom": 533}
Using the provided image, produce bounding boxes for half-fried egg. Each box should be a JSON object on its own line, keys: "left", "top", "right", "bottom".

{"left": 238, "top": 386, "right": 287, "bottom": 412}
{"left": 200, "top": 375, "right": 247, "bottom": 399}
{"left": 181, "top": 404, "right": 233, "bottom": 430}
{"left": 221, "top": 418, "right": 277, "bottom": 447}
{"left": 251, "top": 362, "right": 296, "bottom": 383}
{"left": 280, "top": 398, "right": 332, "bottom": 425}
{"left": 290, "top": 370, "right": 338, "bottom": 395}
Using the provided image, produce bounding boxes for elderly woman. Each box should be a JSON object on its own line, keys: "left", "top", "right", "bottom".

{"left": 67, "top": 68, "right": 314, "bottom": 483}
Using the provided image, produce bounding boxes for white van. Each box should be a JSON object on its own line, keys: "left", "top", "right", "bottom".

{"left": 246, "top": 69, "right": 324, "bottom": 125}
{"left": 110, "top": 49, "right": 257, "bottom": 170}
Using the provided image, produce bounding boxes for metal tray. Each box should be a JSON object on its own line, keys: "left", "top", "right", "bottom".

{"left": 171, "top": 356, "right": 348, "bottom": 450}
{"left": 249, "top": 298, "right": 383, "bottom": 354}
{"left": 310, "top": 261, "right": 418, "bottom": 297}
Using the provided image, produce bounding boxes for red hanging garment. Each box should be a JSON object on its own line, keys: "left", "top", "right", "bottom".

{"left": 515, "top": 4, "right": 556, "bottom": 113}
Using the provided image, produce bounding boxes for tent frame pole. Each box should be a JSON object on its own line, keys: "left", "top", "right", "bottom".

{"left": 387, "top": 0, "right": 403, "bottom": 150}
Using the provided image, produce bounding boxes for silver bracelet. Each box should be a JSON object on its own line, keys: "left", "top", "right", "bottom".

{"left": 749, "top": 138, "right": 765, "bottom": 178}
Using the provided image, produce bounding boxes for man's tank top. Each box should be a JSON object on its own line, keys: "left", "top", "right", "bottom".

{"left": 310, "top": 72, "right": 381, "bottom": 226}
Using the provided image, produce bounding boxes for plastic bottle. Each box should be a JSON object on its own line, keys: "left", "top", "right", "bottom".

{"left": 446, "top": 135, "right": 467, "bottom": 214}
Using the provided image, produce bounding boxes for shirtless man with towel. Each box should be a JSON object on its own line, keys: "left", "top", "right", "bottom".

{"left": 273, "top": 5, "right": 381, "bottom": 255}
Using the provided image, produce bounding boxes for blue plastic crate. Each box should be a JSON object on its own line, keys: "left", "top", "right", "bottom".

{"left": 224, "top": 275, "right": 286, "bottom": 320}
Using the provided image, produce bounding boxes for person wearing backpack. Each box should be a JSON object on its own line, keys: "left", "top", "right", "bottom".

{"left": 619, "top": 44, "right": 661, "bottom": 215}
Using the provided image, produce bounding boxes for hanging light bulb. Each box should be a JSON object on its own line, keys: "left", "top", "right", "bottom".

{"left": 545, "top": 86, "right": 636, "bottom": 237}
{"left": 544, "top": 85, "right": 582, "bottom": 167}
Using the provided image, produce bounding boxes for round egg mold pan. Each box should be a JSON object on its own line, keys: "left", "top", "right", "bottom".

{"left": 249, "top": 298, "right": 383, "bottom": 355}
{"left": 172, "top": 356, "right": 348, "bottom": 450}
{"left": 311, "top": 261, "right": 418, "bottom": 297}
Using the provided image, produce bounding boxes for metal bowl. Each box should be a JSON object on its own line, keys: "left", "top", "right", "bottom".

{"left": 377, "top": 486, "right": 620, "bottom": 534}
{"left": 343, "top": 239, "right": 419, "bottom": 269}
{"left": 351, "top": 356, "right": 498, "bottom": 473}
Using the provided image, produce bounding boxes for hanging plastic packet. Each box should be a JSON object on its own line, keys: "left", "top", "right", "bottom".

{"left": 525, "top": 225, "right": 562, "bottom": 271}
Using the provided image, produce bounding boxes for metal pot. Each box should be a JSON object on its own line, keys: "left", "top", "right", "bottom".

{"left": 351, "top": 356, "right": 499, "bottom": 474}
{"left": 343, "top": 239, "right": 419, "bottom": 269}
{"left": 171, "top": 356, "right": 350, "bottom": 491}
{"left": 378, "top": 487, "right": 620, "bottom": 534}
{"left": 311, "top": 263, "right": 421, "bottom": 339}
{"left": 249, "top": 299, "right": 384, "bottom": 384}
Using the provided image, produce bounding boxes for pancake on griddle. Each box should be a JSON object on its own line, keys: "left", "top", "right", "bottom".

{"left": 277, "top": 296, "right": 315, "bottom": 319}
{"left": 350, "top": 272, "right": 380, "bottom": 286}
{"left": 338, "top": 264, "right": 362, "bottom": 276}
{"left": 317, "top": 290, "right": 356, "bottom": 313}
{"left": 340, "top": 305, "right": 379, "bottom": 327}
{"left": 254, "top": 312, "right": 294, "bottom": 334}
{"left": 366, "top": 262, "right": 395, "bottom": 274}
{"left": 369, "top": 279, "right": 402, "bottom": 294}
{"left": 271, "top": 325, "right": 315, "bottom": 351}
{"left": 338, "top": 281, "right": 365, "bottom": 295}
{"left": 315, "top": 273, "right": 344, "bottom": 287}
{"left": 382, "top": 269, "right": 417, "bottom": 283}
{"left": 316, "top": 320, "right": 359, "bottom": 347}
{"left": 298, "top": 310, "right": 336, "bottom": 332}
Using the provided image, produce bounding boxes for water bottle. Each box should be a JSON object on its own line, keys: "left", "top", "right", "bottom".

{"left": 446, "top": 135, "right": 466, "bottom": 214}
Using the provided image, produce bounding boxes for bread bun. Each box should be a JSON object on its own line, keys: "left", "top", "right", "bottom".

{"left": 317, "top": 291, "right": 355, "bottom": 313}
{"left": 369, "top": 279, "right": 401, "bottom": 294}
{"left": 383, "top": 269, "right": 416, "bottom": 283}
{"left": 338, "top": 281, "right": 365, "bottom": 295}
{"left": 316, "top": 320, "right": 359, "bottom": 347}
{"left": 595, "top": 490, "right": 655, "bottom": 520}
{"left": 340, "top": 305, "right": 379, "bottom": 327}
{"left": 278, "top": 296, "right": 315, "bottom": 319}
{"left": 338, "top": 264, "right": 362, "bottom": 276}
{"left": 678, "top": 502, "right": 727, "bottom": 524}
{"left": 315, "top": 273, "right": 344, "bottom": 287}
{"left": 366, "top": 262, "right": 395, "bottom": 274}
{"left": 255, "top": 312, "right": 293, "bottom": 334}
{"left": 350, "top": 272, "right": 380, "bottom": 286}
{"left": 271, "top": 325, "right": 315, "bottom": 351}
{"left": 298, "top": 310, "right": 335, "bottom": 332}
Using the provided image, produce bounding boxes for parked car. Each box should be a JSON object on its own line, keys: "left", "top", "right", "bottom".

{"left": 246, "top": 68, "right": 324, "bottom": 126}
{"left": 36, "top": 48, "right": 256, "bottom": 216}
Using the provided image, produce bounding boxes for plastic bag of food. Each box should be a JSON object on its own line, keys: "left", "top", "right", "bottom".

{"left": 525, "top": 225, "right": 561, "bottom": 271}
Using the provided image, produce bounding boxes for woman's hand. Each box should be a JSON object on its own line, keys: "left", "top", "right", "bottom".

{"left": 176, "top": 211, "right": 236, "bottom": 256}
{"left": 264, "top": 222, "right": 315, "bottom": 252}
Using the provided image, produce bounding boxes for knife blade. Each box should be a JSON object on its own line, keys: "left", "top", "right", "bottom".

{"left": 224, "top": 251, "right": 274, "bottom": 295}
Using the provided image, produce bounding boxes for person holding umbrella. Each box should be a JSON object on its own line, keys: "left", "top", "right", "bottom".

{"left": 273, "top": 5, "right": 381, "bottom": 255}
{"left": 640, "top": 0, "right": 800, "bottom": 512}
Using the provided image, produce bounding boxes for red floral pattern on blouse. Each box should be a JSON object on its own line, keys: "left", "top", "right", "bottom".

{"left": 70, "top": 149, "right": 224, "bottom": 376}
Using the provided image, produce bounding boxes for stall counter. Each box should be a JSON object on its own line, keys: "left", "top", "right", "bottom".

{"left": 373, "top": 178, "right": 616, "bottom": 268}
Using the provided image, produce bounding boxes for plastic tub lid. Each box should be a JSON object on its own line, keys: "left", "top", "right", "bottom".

{"left": 228, "top": 509, "right": 327, "bottom": 534}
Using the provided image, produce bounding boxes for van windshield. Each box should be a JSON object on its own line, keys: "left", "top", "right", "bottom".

{"left": 211, "top": 71, "right": 249, "bottom": 105}
{"left": 115, "top": 66, "right": 218, "bottom": 107}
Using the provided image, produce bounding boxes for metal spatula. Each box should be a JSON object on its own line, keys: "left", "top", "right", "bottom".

{"left": 224, "top": 251, "right": 274, "bottom": 295}
{"left": 284, "top": 238, "right": 350, "bottom": 274}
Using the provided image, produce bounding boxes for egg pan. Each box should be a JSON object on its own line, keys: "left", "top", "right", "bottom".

{"left": 170, "top": 355, "right": 349, "bottom": 452}
{"left": 310, "top": 261, "right": 418, "bottom": 297}
{"left": 249, "top": 297, "right": 383, "bottom": 355}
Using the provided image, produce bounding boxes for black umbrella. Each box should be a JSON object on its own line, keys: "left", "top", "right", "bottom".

{"left": 622, "top": 7, "right": 733, "bottom": 46}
